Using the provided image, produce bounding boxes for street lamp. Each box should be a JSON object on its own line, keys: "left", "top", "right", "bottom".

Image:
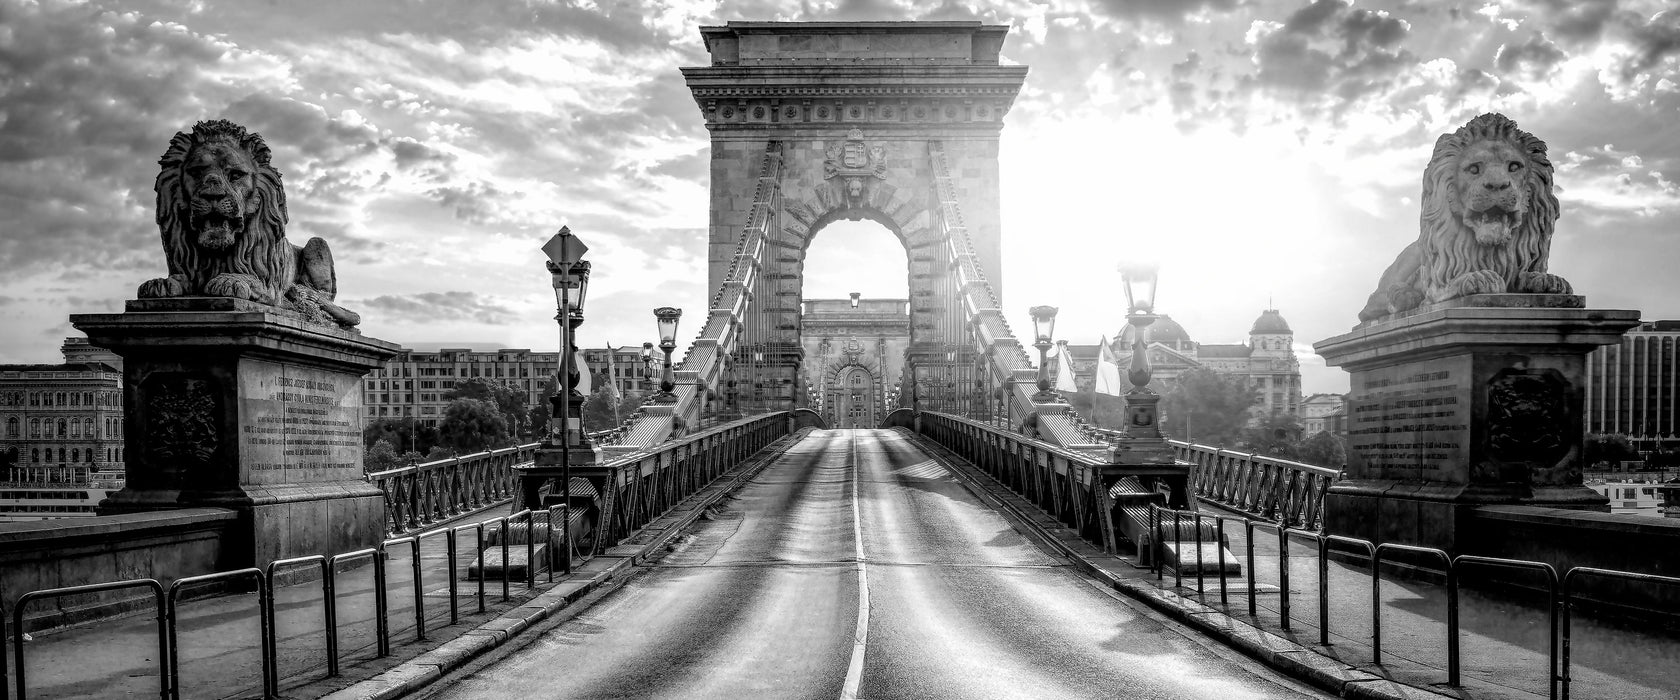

{"left": 1029, "top": 305, "right": 1060, "bottom": 403}
{"left": 537, "top": 225, "right": 594, "bottom": 574}
{"left": 849, "top": 292, "right": 861, "bottom": 309}
{"left": 652, "top": 308, "right": 682, "bottom": 403}
{"left": 640, "top": 341, "right": 654, "bottom": 390}
{"left": 1119, "top": 262, "right": 1162, "bottom": 439}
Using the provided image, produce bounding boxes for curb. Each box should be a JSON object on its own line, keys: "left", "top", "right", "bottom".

{"left": 319, "top": 429, "right": 811, "bottom": 700}
{"left": 899, "top": 430, "right": 1454, "bottom": 700}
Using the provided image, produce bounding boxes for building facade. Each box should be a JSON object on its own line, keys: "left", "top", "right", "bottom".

{"left": 1586, "top": 320, "right": 1680, "bottom": 448}
{"left": 0, "top": 338, "right": 127, "bottom": 488}
{"left": 1301, "top": 393, "right": 1346, "bottom": 436}
{"left": 363, "top": 346, "right": 656, "bottom": 428}
{"left": 1058, "top": 309, "right": 1304, "bottom": 420}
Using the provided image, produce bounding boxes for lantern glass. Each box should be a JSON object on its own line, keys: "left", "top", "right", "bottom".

{"left": 1119, "top": 262, "right": 1159, "bottom": 314}
{"left": 1029, "top": 305, "right": 1059, "bottom": 343}
{"left": 849, "top": 291, "right": 861, "bottom": 309}
{"left": 654, "top": 307, "right": 682, "bottom": 344}
{"left": 550, "top": 263, "right": 590, "bottom": 311}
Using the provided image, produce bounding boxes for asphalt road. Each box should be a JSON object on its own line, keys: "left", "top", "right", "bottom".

{"left": 431, "top": 429, "right": 1332, "bottom": 699}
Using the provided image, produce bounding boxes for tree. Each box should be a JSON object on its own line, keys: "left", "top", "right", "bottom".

{"left": 363, "top": 439, "right": 404, "bottom": 473}
{"left": 1242, "top": 412, "right": 1306, "bottom": 459}
{"left": 438, "top": 398, "right": 510, "bottom": 453}
{"left": 424, "top": 446, "right": 453, "bottom": 461}
{"left": 445, "top": 378, "right": 530, "bottom": 439}
{"left": 1294, "top": 431, "right": 1347, "bottom": 469}
{"left": 581, "top": 388, "right": 619, "bottom": 433}
{"left": 1158, "top": 367, "right": 1257, "bottom": 447}
{"left": 1584, "top": 433, "right": 1641, "bottom": 469}
{"left": 363, "top": 417, "right": 441, "bottom": 456}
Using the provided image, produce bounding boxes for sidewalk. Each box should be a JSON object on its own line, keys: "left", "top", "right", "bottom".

{"left": 12, "top": 502, "right": 551, "bottom": 699}
{"left": 913, "top": 434, "right": 1680, "bottom": 700}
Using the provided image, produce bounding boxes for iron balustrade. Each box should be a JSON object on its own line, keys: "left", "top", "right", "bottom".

{"left": 165, "top": 568, "right": 275, "bottom": 700}
{"left": 8, "top": 579, "right": 169, "bottom": 700}
{"left": 1559, "top": 568, "right": 1680, "bottom": 700}
{"left": 1169, "top": 441, "right": 1340, "bottom": 528}
{"left": 368, "top": 443, "right": 536, "bottom": 535}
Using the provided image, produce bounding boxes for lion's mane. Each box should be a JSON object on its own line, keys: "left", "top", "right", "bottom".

{"left": 1357, "top": 113, "right": 1565, "bottom": 323}
{"left": 154, "top": 119, "right": 295, "bottom": 305}
{"left": 1417, "top": 113, "right": 1559, "bottom": 303}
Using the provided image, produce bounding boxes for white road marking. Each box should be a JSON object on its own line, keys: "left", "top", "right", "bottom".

{"left": 840, "top": 430, "right": 872, "bottom": 700}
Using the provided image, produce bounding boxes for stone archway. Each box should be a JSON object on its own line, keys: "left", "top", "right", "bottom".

{"left": 829, "top": 364, "right": 881, "bottom": 428}
{"left": 683, "top": 21, "right": 1027, "bottom": 411}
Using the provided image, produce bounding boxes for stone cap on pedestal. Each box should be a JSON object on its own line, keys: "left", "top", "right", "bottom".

{"left": 71, "top": 297, "right": 400, "bottom": 373}
{"left": 1315, "top": 295, "right": 1640, "bottom": 372}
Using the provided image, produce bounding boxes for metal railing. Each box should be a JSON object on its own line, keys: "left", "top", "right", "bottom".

{"left": 0, "top": 412, "right": 801, "bottom": 698}
{"left": 1168, "top": 442, "right": 1340, "bottom": 529}
{"left": 1143, "top": 503, "right": 1680, "bottom": 700}
{"left": 368, "top": 443, "right": 536, "bottom": 535}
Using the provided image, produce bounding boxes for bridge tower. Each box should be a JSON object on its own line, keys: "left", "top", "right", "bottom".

{"left": 682, "top": 22, "right": 1027, "bottom": 414}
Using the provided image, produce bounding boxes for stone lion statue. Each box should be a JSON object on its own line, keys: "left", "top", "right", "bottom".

{"left": 1357, "top": 113, "right": 1571, "bottom": 323}
{"left": 139, "top": 119, "right": 359, "bottom": 328}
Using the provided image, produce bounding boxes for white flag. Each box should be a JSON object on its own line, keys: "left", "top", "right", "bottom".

{"left": 603, "top": 343, "right": 621, "bottom": 402}
{"left": 1055, "top": 341, "right": 1079, "bottom": 392}
{"left": 1095, "top": 336, "right": 1123, "bottom": 397}
{"left": 574, "top": 348, "right": 592, "bottom": 396}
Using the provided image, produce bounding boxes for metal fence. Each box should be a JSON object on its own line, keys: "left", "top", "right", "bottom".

{"left": 1168, "top": 442, "right": 1341, "bottom": 529}
{"left": 1143, "top": 503, "right": 1680, "bottom": 700}
{"left": 0, "top": 413, "right": 799, "bottom": 699}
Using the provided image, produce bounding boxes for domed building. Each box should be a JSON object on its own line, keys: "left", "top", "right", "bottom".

{"left": 1059, "top": 308, "right": 1303, "bottom": 420}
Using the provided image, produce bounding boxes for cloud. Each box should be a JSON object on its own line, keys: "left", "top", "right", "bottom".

{"left": 1242, "top": 0, "right": 1415, "bottom": 114}
{"left": 354, "top": 291, "right": 517, "bottom": 324}
{"left": 1495, "top": 33, "right": 1568, "bottom": 81}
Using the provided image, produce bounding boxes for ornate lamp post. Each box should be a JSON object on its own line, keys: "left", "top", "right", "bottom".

{"left": 1119, "top": 262, "right": 1162, "bottom": 439}
{"left": 640, "top": 342, "right": 654, "bottom": 391}
{"left": 1029, "top": 305, "right": 1060, "bottom": 403}
{"left": 534, "top": 226, "right": 594, "bottom": 574}
{"left": 652, "top": 308, "right": 682, "bottom": 403}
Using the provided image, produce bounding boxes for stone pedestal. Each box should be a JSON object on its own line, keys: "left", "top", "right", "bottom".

{"left": 71, "top": 298, "right": 400, "bottom": 568}
{"left": 1313, "top": 295, "right": 1639, "bottom": 551}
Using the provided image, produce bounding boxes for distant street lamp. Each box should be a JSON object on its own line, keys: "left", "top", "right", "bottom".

{"left": 652, "top": 308, "right": 682, "bottom": 403}
{"left": 1029, "top": 305, "right": 1060, "bottom": 403}
{"left": 849, "top": 291, "right": 861, "bottom": 309}
{"left": 1120, "top": 262, "right": 1162, "bottom": 439}
{"left": 640, "top": 342, "right": 654, "bottom": 390}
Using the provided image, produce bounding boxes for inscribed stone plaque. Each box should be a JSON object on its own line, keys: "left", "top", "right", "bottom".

{"left": 1345, "top": 355, "right": 1472, "bottom": 482}
{"left": 239, "top": 358, "right": 363, "bottom": 485}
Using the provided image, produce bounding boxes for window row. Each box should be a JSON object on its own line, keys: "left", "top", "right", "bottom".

{"left": 0, "top": 391, "right": 122, "bottom": 408}
{"left": 5, "top": 416, "right": 122, "bottom": 439}
{"left": 24, "top": 446, "right": 122, "bottom": 464}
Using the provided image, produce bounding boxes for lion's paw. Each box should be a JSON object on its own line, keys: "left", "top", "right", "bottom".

{"left": 1516, "top": 271, "right": 1572, "bottom": 295}
{"left": 204, "top": 274, "right": 266, "bottom": 303}
{"left": 1386, "top": 287, "right": 1425, "bottom": 316}
{"left": 137, "top": 275, "right": 187, "bottom": 298}
{"left": 1449, "top": 270, "right": 1507, "bottom": 298}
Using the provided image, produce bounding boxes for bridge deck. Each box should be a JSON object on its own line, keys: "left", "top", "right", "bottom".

{"left": 429, "top": 429, "right": 1328, "bottom": 699}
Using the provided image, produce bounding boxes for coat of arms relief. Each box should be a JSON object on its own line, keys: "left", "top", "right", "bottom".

{"left": 823, "top": 129, "right": 889, "bottom": 209}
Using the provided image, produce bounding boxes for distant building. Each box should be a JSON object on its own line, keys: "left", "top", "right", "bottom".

{"left": 1057, "top": 309, "right": 1304, "bottom": 420}
{"left": 363, "top": 346, "right": 655, "bottom": 428}
{"left": 1301, "top": 393, "right": 1346, "bottom": 435}
{"left": 1586, "top": 320, "right": 1680, "bottom": 449}
{"left": 0, "top": 338, "right": 127, "bottom": 489}
{"left": 800, "top": 298, "right": 912, "bottom": 428}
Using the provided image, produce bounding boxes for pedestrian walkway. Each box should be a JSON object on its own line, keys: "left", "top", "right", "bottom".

{"left": 11, "top": 503, "right": 548, "bottom": 699}
{"left": 911, "top": 432, "right": 1680, "bottom": 700}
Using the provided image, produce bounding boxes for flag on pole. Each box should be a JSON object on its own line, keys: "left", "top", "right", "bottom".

{"left": 1095, "top": 335, "right": 1123, "bottom": 397}
{"left": 603, "top": 343, "right": 621, "bottom": 402}
{"left": 1054, "top": 341, "right": 1079, "bottom": 393}
{"left": 574, "top": 347, "right": 592, "bottom": 396}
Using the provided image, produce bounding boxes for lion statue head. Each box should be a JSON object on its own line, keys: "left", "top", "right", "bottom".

{"left": 1357, "top": 113, "right": 1571, "bottom": 323}
{"left": 140, "top": 119, "right": 359, "bottom": 327}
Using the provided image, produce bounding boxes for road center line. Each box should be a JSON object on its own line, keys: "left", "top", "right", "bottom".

{"left": 840, "top": 430, "right": 871, "bottom": 700}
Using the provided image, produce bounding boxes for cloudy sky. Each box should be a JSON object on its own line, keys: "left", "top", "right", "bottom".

{"left": 1, "top": 0, "right": 1676, "bottom": 395}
